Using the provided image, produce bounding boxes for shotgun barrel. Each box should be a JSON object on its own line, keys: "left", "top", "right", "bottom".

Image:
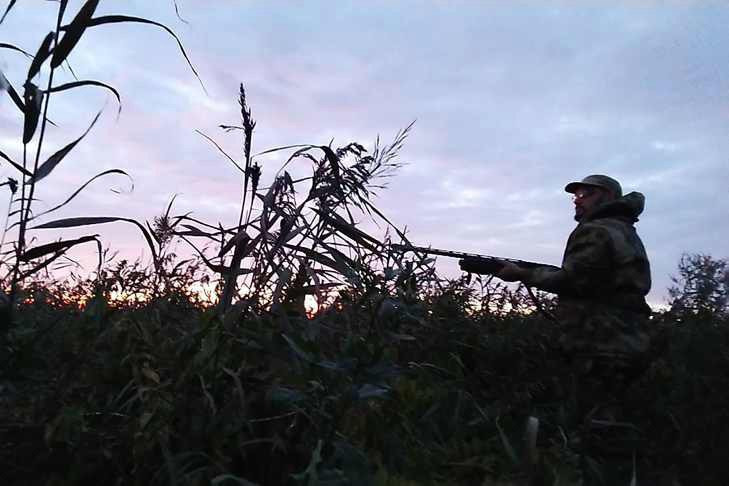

{"left": 391, "top": 244, "right": 543, "bottom": 274}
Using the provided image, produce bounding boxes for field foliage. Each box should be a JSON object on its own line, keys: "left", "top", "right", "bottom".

{"left": 2, "top": 262, "right": 729, "bottom": 485}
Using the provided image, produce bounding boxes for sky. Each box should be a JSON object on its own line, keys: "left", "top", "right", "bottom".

{"left": 1, "top": 0, "right": 728, "bottom": 307}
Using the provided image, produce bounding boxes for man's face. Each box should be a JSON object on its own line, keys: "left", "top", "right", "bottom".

{"left": 572, "top": 186, "right": 611, "bottom": 221}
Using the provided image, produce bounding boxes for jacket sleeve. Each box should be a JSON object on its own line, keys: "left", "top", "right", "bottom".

{"left": 521, "top": 223, "right": 613, "bottom": 296}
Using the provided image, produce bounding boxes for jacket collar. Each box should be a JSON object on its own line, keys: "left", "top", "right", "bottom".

{"left": 583, "top": 191, "right": 645, "bottom": 223}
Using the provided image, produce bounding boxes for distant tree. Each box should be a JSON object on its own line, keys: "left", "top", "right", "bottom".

{"left": 668, "top": 253, "right": 729, "bottom": 318}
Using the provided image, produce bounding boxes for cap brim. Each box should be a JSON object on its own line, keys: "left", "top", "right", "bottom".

{"left": 564, "top": 182, "right": 602, "bottom": 193}
{"left": 565, "top": 182, "right": 583, "bottom": 193}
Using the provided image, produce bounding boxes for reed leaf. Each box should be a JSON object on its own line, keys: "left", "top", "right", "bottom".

{"left": 35, "top": 169, "right": 131, "bottom": 218}
{"left": 316, "top": 209, "right": 380, "bottom": 251}
{"left": 48, "top": 80, "right": 121, "bottom": 115}
{"left": 50, "top": 0, "right": 100, "bottom": 69}
{"left": 177, "top": 215, "right": 233, "bottom": 235}
{"left": 32, "top": 216, "right": 158, "bottom": 264}
{"left": 283, "top": 244, "right": 340, "bottom": 273}
{"left": 175, "top": 224, "right": 210, "bottom": 237}
{"left": 1, "top": 69, "right": 25, "bottom": 114}
{"left": 253, "top": 144, "right": 314, "bottom": 158}
{"left": 172, "top": 1, "right": 188, "bottom": 24}
{"left": 273, "top": 146, "right": 317, "bottom": 179}
{"left": 22, "top": 81, "right": 43, "bottom": 144}
{"left": 27, "top": 31, "right": 55, "bottom": 80}
{"left": 218, "top": 229, "right": 250, "bottom": 258}
{"left": 272, "top": 267, "right": 293, "bottom": 305}
{"left": 0, "top": 149, "right": 32, "bottom": 177}
{"left": 0, "top": 177, "right": 17, "bottom": 193}
{"left": 324, "top": 243, "right": 359, "bottom": 271}
{"left": 177, "top": 235, "right": 237, "bottom": 275}
{"left": 280, "top": 225, "right": 305, "bottom": 245}
{"left": 163, "top": 193, "right": 178, "bottom": 220}
{"left": 74, "top": 15, "right": 206, "bottom": 93}
{"left": 0, "top": 0, "right": 15, "bottom": 25}
{"left": 0, "top": 42, "right": 32, "bottom": 58}
{"left": 20, "top": 249, "right": 67, "bottom": 279}
{"left": 195, "top": 130, "right": 243, "bottom": 173}
{"left": 217, "top": 230, "right": 253, "bottom": 313}
{"left": 58, "top": 0, "right": 69, "bottom": 21}
{"left": 20, "top": 234, "right": 98, "bottom": 262}
{"left": 320, "top": 145, "right": 341, "bottom": 179}
{"left": 32, "top": 110, "right": 101, "bottom": 182}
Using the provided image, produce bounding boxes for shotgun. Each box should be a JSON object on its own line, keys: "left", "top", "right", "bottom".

{"left": 390, "top": 244, "right": 544, "bottom": 275}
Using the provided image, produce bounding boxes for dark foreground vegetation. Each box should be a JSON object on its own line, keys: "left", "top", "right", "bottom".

{"left": 1, "top": 255, "right": 729, "bottom": 485}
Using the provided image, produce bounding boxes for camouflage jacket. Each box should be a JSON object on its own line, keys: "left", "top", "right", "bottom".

{"left": 523, "top": 192, "right": 652, "bottom": 359}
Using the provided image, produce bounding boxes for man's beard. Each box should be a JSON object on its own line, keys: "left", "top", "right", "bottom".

{"left": 574, "top": 194, "right": 611, "bottom": 222}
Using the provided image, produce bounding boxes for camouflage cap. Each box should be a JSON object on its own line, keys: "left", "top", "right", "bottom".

{"left": 565, "top": 174, "right": 622, "bottom": 198}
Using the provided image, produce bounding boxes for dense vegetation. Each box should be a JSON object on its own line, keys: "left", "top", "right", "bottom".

{"left": 2, "top": 258, "right": 729, "bottom": 485}
{"left": 1, "top": 2, "right": 728, "bottom": 485}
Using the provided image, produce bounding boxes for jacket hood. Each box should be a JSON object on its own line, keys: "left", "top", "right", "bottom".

{"left": 584, "top": 191, "right": 645, "bottom": 223}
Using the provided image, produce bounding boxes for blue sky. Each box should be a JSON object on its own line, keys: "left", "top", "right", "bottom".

{"left": 1, "top": 1, "right": 728, "bottom": 307}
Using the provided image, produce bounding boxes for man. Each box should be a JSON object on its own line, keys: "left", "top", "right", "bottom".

{"left": 461, "top": 174, "right": 652, "bottom": 481}
{"left": 460, "top": 174, "right": 652, "bottom": 410}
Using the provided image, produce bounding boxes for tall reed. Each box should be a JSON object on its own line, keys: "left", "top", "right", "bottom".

{"left": 0, "top": 0, "right": 202, "bottom": 326}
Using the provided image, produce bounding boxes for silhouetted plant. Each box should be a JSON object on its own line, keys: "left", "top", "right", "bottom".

{"left": 668, "top": 252, "right": 729, "bottom": 320}
{"left": 0, "top": 0, "right": 202, "bottom": 324}
{"left": 175, "top": 83, "right": 420, "bottom": 318}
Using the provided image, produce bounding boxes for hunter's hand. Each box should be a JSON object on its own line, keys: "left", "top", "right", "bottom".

{"left": 495, "top": 261, "right": 526, "bottom": 282}
{"left": 459, "top": 257, "right": 480, "bottom": 274}
{"left": 459, "top": 257, "right": 498, "bottom": 275}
